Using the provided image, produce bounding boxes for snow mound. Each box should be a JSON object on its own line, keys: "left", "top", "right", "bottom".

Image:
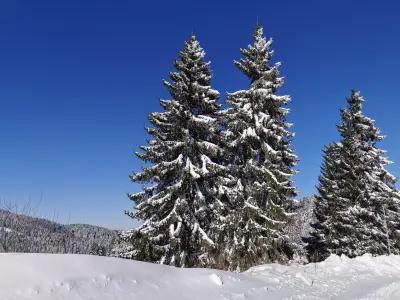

{"left": 1, "top": 253, "right": 400, "bottom": 299}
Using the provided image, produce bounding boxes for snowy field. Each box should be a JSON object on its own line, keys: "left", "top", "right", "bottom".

{"left": 1, "top": 253, "right": 400, "bottom": 300}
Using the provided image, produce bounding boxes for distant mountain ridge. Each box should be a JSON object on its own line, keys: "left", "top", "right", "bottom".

{"left": 0, "top": 196, "right": 315, "bottom": 259}
{"left": 0, "top": 209, "right": 118, "bottom": 255}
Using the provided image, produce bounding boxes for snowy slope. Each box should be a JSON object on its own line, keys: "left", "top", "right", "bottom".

{"left": 1, "top": 253, "right": 400, "bottom": 300}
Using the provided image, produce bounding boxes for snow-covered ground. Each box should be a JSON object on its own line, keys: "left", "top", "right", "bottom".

{"left": 1, "top": 253, "right": 400, "bottom": 300}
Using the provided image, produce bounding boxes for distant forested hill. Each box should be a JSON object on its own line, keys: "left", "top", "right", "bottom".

{"left": 0, "top": 209, "right": 118, "bottom": 255}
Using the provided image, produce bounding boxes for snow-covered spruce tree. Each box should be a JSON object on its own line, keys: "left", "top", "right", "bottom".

{"left": 216, "top": 26, "right": 297, "bottom": 270}
{"left": 307, "top": 90, "right": 400, "bottom": 261}
{"left": 305, "top": 143, "right": 342, "bottom": 262}
{"left": 119, "top": 35, "right": 230, "bottom": 268}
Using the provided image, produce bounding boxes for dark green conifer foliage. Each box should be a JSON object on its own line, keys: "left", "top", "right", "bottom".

{"left": 120, "top": 35, "right": 230, "bottom": 267}
{"left": 217, "top": 26, "right": 297, "bottom": 270}
{"left": 308, "top": 90, "right": 400, "bottom": 261}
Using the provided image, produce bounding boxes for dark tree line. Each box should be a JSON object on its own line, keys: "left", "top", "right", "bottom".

{"left": 0, "top": 209, "right": 117, "bottom": 255}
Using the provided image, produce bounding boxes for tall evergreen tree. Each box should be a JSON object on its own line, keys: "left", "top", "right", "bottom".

{"left": 120, "top": 35, "right": 230, "bottom": 267}
{"left": 305, "top": 143, "right": 342, "bottom": 261}
{"left": 308, "top": 90, "right": 400, "bottom": 261}
{"left": 217, "top": 26, "right": 297, "bottom": 270}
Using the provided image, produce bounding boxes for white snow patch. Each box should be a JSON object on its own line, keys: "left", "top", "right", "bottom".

{"left": 1, "top": 253, "right": 400, "bottom": 299}
{"left": 209, "top": 273, "right": 223, "bottom": 286}
{"left": 0, "top": 227, "right": 12, "bottom": 233}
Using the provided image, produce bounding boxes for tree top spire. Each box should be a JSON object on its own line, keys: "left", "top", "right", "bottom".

{"left": 253, "top": 23, "right": 263, "bottom": 40}
{"left": 347, "top": 89, "right": 364, "bottom": 113}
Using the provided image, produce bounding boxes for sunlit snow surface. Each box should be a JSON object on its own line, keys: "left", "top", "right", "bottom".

{"left": 1, "top": 253, "right": 400, "bottom": 299}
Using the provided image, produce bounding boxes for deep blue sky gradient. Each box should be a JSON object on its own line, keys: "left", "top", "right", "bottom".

{"left": 1, "top": 0, "right": 400, "bottom": 229}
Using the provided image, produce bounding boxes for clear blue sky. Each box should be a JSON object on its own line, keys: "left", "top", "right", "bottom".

{"left": 1, "top": 0, "right": 400, "bottom": 229}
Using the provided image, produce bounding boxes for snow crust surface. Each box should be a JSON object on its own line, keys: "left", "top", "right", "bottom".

{"left": 1, "top": 253, "right": 400, "bottom": 299}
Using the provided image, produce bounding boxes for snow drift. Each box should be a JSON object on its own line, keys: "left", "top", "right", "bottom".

{"left": 1, "top": 253, "right": 400, "bottom": 299}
